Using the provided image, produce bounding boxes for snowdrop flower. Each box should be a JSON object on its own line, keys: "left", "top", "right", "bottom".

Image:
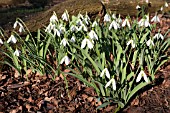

{"left": 81, "top": 38, "right": 94, "bottom": 49}
{"left": 78, "top": 13, "right": 84, "bottom": 19}
{"left": 19, "top": 25, "right": 25, "bottom": 33}
{"left": 76, "top": 19, "right": 83, "bottom": 26}
{"left": 104, "top": 14, "right": 111, "bottom": 22}
{"left": 13, "top": 21, "right": 19, "bottom": 28}
{"left": 92, "top": 21, "right": 98, "bottom": 27}
{"left": 14, "top": 48, "right": 20, "bottom": 57}
{"left": 70, "top": 36, "right": 76, "bottom": 42}
{"left": 136, "top": 5, "right": 141, "bottom": 10}
{"left": 112, "top": 14, "right": 116, "bottom": 20}
{"left": 53, "top": 28, "right": 60, "bottom": 37}
{"left": 160, "top": 6, "right": 163, "bottom": 11}
{"left": 60, "top": 55, "right": 70, "bottom": 65}
{"left": 146, "top": 39, "right": 154, "bottom": 46}
{"left": 122, "top": 18, "right": 131, "bottom": 28}
{"left": 45, "top": 23, "right": 55, "bottom": 33}
{"left": 145, "top": 0, "right": 149, "bottom": 3}
{"left": 0, "top": 38, "right": 3, "bottom": 44}
{"left": 136, "top": 70, "right": 149, "bottom": 83}
{"left": 100, "top": 68, "right": 110, "bottom": 79}
{"left": 151, "top": 14, "right": 160, "bottom": 23}
{"left": 78, "top": 24, "right": 87, "bottom": 32}
{"left": 105, "top": 78, "right": 116, "bottom": 91}
{"left": 7, "top": 34, "right": 17, "bottom": 43}
{"left": 138, "top": 15, "right": 150, "bottom": 27}
{"left": 70, "top": 25, "right": 78, "bottom": 32}
{"left": 60, "top": 38, "right": 69, "bottom": 46}
{"left": 62, "top": 10, "right": 69, "bottom": 21}
{"left": 109, "top": 20, "right": 120, "bottom": 30}
{"left": 127, "top": 39, "right": 135, "bottom": 48}
{"left": 165, "top": 2, "right": 168, "bottom": 7}
{"left": 88, "top": 30, "right": 98, "bottom": 40}
{"left": 50, "top": 12, "right": 58, "bottom": 23}
{"left": 84, "top": 14, "right": 90, "bottom": 25}
{"left": 59, "top": 26, "right": 66, "bottom": 34}
{"left": 13, "top": 21, "right": 25, "bottom": 32}
{"left": 153, "top": 33, "right": 164, "bottom": 40}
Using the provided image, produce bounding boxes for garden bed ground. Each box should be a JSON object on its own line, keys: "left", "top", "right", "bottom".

{"left": 0, "top": 0, "right": 170, "bottom": 113}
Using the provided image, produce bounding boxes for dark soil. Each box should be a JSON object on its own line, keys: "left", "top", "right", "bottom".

{"left": 0, "top": 0, "right": 170, "bottom": 113}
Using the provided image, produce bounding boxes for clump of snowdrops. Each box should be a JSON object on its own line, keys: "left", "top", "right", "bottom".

{"left": 0, "top": 2, "right": 170, "bottom": 112}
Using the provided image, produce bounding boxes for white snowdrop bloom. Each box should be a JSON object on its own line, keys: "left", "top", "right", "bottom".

{"left": 7, "top": 34, "right": 17, "bottom": 43}
{"left": 50, "top": 12, "right": 58, "bottom": 23}
{"left": 19, "top": 24, "right": 25, "bottom": 33}
{"left": 153, "top": 33, "right": 164, "bottom": 40}
{"left": 62, "top": 10, "right": 69, "bottom": 21}
{"left": 136, "top": 5, "right": 141, "bottom": 10}
{"left": 76, "top": 19, "right": 83, "bottom": 26}
{"left": 0, "top": 38, "right": 3, "bottom": 44}
{"left": 165, "top": 2, "right": 168, "bottom": 7}
{"left": 14, "top": 48, "right": 20, "bottom": 57}
{"left": 84, "top": 14, "right": 90, "bottom": 25}
{"left": 122, "top": 18, "right": 131, "bottom": 28}
{"left": 53, "top": 28, "right": 60, "bottom": 37}
{"left": 109, "top": 20, "right": 120, "bottom": 30}
{"left": 70, "top": 25, "right": 78, "bottom": 32}
{"left": 104, "top": 14, "right": 111, "bottom": 22}
{"left": 88, "top": 30, "right": 98, "bottom": 40}
{"left": 145, "top": 0, "right": 149, "bottom": 3}
{"left": 59, "top": 26, "right": 66, "bottom": 34}
{"left": 105, "top": 78, "right": 116, "bottom": 91}
{"left": 78, "top": 24, "right": 88, "bottom": 32}
{"left": 81, "top": 38, "right": 94, "bottom": 49}
{"left": 138, "top": 15, "right": 150, "bottom": 27}
{"left": 92, "top": 21, "right": 98, "bottom": 27}
{"left": 151, "top": 14, "right": 160, "bottom": 23}
{"left": 146, "top": 39, "right": 154, "bottom": 46}
{"left": 136, "top": 70, "right": 149, "bottom": 83}
{"left": 70, "top": 36, "right": 76, "bottom": 42}
{"left": 160, "top": 6, "right": 163, "bottom": 11}
{"left": 112, "top": 14, "right": 117, "bottom": 19}
{"left": 60, "top": 38, "right": 69, "bottom": 46}
{"left": 45, "top": 23, "right": 55, "bottom": 33}
{"left": 60, "top": 55, "right": 70, "bottom": 65}
{"left": 100, "top": 68, "right": 110, "bottom": 79}
{"left": 127, "top": 39, "right": 135, "bottom": 48}
{"left": 13, "top": 21, "right": 19, "bottom": 28}
{"left": 116, "top": 14, "right": 122, "bottom": 23}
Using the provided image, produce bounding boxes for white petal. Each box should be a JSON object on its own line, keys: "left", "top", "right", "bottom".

{"left": 92, "top": 21, "right": 98, "bottom": 27}
{"left": 87, "top": 39, "right": 94, "bottom": 49}
{"left": 105, "top": 68, "right": 110, "bottom": 79}
{"left": 60, "top": 38, "right": 68, "bottom": 46}
{"left": 60, "top": 56, "right": 65, "bottom": 64}
{"left": 143, "top": 73, "right": 149, "bottom": 83}
{"left": 136, "top": 72, "right": 142, "bottom": 82}
{"left": 64, "top": 56, "right": 70, "bottom": 65}
{"left": 0, "top": 38, "right": 3, "bottom": 44}
{"left": 146, "top": 39, "right": 154, "bottom": 46}
{"left": 136, "top": 5, "right": 141, "bottom": 10}
{"left": 14, "top": 49, "right": 20, "bottom": 56}
{"left": 165, "top": 2, "right": 169, "bottom": 7}
{"left": 89, "top": 30, "right": 98, "bottom": 40}
{"left": 81, "top": 38, "right": 87, "bottom": 49}
{"left": 71, "top": 36, "right": 76, "bottom": 42}
{"left": 100, "top": 69, "right": 105, "bottom": 78}
{"left": 105, "top": 80, "right": 112, "bottom": 88}
{"left": 50, "top": 12, "right": 58, "bottom": 23}
{"left": 111, "top": 78, "right": 116, "bottom": 90}
{"left": 13, "top": 21, "right": 18, "bottom": 28}
{"left": 7, "top": 35, "right": 17, "bottom": 43}
{"left": 122, "top": 20, "right": 126, "bottom": 27}
{"left": 104, "top": 14, "right": 111, "bottom": 22}
{"left": 62, "top": 12, "right": 69, "bottom": 21}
